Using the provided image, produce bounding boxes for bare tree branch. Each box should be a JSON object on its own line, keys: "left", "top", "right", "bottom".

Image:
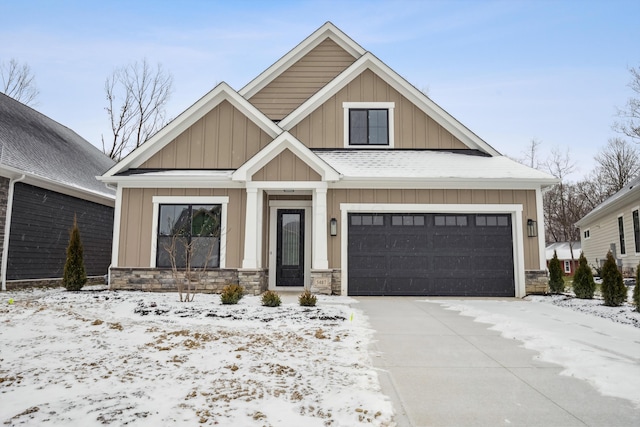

{"left": 613, "top": 65, "right": 640, "bottom": 142}
{"left": 593, "top": 137, "right": 640, "bottom": 193}
{"left": 102, "top": 59, "right": 173, "bottom": 161}
{"left": 0, "top": 59, "right": 39, "bottom": 106}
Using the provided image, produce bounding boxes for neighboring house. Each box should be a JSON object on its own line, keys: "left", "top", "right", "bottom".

{"left": 100, "top": 22, "right": 557, "bottom": 297}
{"left": 545, "top": 242, "right": 581, "bottom": 275}
{"left": 576, "top": 174, "right": 640, "bottom": 275}
{"left": 0, "top": 93, "right": 115, "bottom": 290}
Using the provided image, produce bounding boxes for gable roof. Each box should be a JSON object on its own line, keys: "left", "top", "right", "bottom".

{"left": 545, "top": 242, "right": 581, "bottom": 260}
{"left": 102, "top": 82, "right": 282, "bottom": 178}
{"left": 278, "top": 52, "right": 502, "bottom": 157}
{"left": 233, "top": 132, "right": 340, "bottom": 182}
{"left": 576, "top": 174, "right": 640, "bottom": 227}
{"left": 0, "top": 92, "right": 115, "bottom": 202}
{"left": 239, "top": 22, "right": 366, "bottom": 100}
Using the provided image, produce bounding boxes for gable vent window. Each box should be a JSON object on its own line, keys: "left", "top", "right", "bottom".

{"left": 343, "top": 102, "right": 394, "bottom": 148}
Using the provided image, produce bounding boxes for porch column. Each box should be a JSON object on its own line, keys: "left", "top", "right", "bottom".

{"left": 242, "top": 187, "right": 259, "bottom": 269}
{"left": 312, "top": 187, "right": 329, "bottom": 270}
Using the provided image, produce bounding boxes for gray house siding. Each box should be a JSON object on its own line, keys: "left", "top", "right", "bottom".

{"left": 7, "top": 183, "right": 113, "bottom": 280}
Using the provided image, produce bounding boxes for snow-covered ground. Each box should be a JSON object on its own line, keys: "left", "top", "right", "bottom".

{"left": 0, "top": 287, "right": 394, "bottom": 426}
{"left": 428, "top": 287, "right": 640, "bottom": 407}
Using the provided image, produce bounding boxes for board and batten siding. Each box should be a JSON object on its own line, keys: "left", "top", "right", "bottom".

{"left": 139, "top": 100, "right": 273, "bottom": 170}
{"left": 251, "top": 149, "right": 322, "bottom": 181}
{"left": 580, "top": 203, "right": 640, "bottom": 272}
{"left": 325, "top": 188, "right": 540, "bottom": 270}
{"left": 118, "top": 188, "right": 245, "bottom": 268}
{"left": 7, "top": 183, "right": 113, "bottom": 280}
{"left": 289, "top": 69, "right": 468, "bottom": 150}
{"left": 248, "top": 38, "right": 358, "bottom": 120}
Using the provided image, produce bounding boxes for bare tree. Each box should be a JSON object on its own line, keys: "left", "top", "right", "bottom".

{"left": 102, "top": 59, "right": 173, "bottom": 161}
{"left": 593, "top": 137, "right": 640, "bottom": 193}
{"left": 542, "top": 148, "right": 578, "bottom": 243}
{"left": 614, "top": 65, "right": 640, "bottom": 142}
{"left": 0, "top": 59, "right": 39, "bottom": 106}
{"left": 522, "top": 138, "right": 542, "bottom": 169}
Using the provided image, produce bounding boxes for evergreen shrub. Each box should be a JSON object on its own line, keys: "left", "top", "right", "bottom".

{"left": 600, "top": 251, "right": 626, "bottom": 307}
{"left": 261, "top": 290, "right": 281, "bottom": 307}
{"left": 548, "top": 250, "right": 564, "bottom": 294}
{"left": 63, "top": 215, "right": 87, "bottom": 291}
{"left": 220, "top": 284, "right": 244, "bottom": 305}
{"left": 298, "top": 290, "right": 317, "bottom": 307}
{"left": 572, "top": 253, "right": 596, "bottom": 299}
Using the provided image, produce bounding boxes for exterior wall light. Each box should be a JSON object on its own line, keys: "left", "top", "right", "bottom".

{"left": 527, "top": 219, "right": 537, "bottom": 237}
{"left": 330, "top": 218, "right": 338, "bottom": 236}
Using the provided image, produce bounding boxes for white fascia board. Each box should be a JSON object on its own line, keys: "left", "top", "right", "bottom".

{"left": 0, "top": 165, "right": 115, "bottom": 206}
{"left": 232, "top": 132, "right": 340, "bottom": 182}
{"left": 329, "top": 177, "right": 556, "bottom": 190}
{"left": 239, "top": 22, "right": 365, "bottom": 99}
{"left": 279, "top": 53, "right": 501, "bottom": 157}
{"left": 98, "top": 175, "right": 243, "bottom": 189}
{"left": 102, "top": 82, "right": 282, "bottom": 177}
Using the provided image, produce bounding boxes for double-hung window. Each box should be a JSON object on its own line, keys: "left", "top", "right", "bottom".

{"left": 343, "top": 102, "right": 394, "bottom": 147}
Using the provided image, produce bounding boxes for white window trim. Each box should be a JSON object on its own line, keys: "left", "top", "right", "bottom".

{"left": 617, "top": 214, "right": 627, "bottom": 257}
{"left": 339, "top": 203, "right": 526, "bottom": 298}
{"left": 563, "top": 260, "right": 571, "bottom": 274}
{"left": 583, "top": 228, "right": 590, "bottom": 240}
{"left": 150, "top": 196, "right": 229, "bottom": 268}
{"left": 343, "top": 102, "right": 395, "bottom": 148}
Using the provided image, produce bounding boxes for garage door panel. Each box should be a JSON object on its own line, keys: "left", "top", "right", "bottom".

{"left": 348, "top": 213, "right": 514, "bottom": 296}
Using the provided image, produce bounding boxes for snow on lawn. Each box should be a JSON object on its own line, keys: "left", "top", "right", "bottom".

{"left": 426, "top": 291, "right": 640, "bottom": 407}
{"left": 0, "top": 287, "right": 394, "bottom": 426}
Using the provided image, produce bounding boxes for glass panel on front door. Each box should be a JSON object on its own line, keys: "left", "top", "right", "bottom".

{"left": 276, "top": 209, "right": 305, "bottom": 286}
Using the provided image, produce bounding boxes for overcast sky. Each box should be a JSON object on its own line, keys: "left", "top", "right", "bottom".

{"left": 2, "top": 0, "right": 638, "bottom": 181}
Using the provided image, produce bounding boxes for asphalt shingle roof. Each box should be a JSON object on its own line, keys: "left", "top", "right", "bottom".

{"left": 0, "top": 93, "right": 115, "bottom": 199}
{"left": 313, "top": 149, "right": 557, "bottom": 181}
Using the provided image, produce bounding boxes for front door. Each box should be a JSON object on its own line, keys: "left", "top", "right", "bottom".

{"left": 276, "top": 209, "right": 305, "bottom": 286}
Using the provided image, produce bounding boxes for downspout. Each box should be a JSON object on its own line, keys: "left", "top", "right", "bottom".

{"left": 2, "top": 174, "right": 26, "bottom": 291}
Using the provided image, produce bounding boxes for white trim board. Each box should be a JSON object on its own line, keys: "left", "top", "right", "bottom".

{"left": 339, "top": 203, "right": 526, "bottom": 298}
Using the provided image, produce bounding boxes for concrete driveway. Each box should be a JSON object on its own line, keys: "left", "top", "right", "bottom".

{"left": 355, "top": 297, "right": 640, "bottom": 427}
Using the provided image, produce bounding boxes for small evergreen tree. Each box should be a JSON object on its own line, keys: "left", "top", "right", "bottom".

{"left": 634, "top": 263, "right": 640, "bottom": 312}
{"left": 600, "top": 251, "right": 626, "bottom": 307}
{"left": 548, "top": 250, "right": 564, "bottom": 294}
{"left": 572, "top": 253, "right": 596, "bottom": 299}
{"left": 63, "top": 215, "right": 87, "bottom": 291}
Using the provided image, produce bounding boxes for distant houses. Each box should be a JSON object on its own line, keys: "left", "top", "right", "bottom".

{"left": 0, "top": 93, "right": 115, "bottom": 290}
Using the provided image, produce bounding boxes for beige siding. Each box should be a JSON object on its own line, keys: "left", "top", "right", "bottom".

{"left": 140, "top": 100, "right": 272, "bottom": 169}
{"left": 289, "top": 69, "right": 469, "bottom": 150}
{"left": 248, "top": 38, "right": 357, "bottom": 120}
{"left": 326, "top": 189, "right": 540, "bottom": 269}
{"left": 118, "top": 188, "right": 245, "bottom": 268}
{"left": 580, "top": 202, "right": 640, "bottom": 273}
{"left": 251, "top": 149, "right": 322, "bottom": 181}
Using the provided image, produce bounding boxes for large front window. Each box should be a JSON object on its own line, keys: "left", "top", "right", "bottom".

{"left": 157, "top": 204, "right": 221, "bottom": 268}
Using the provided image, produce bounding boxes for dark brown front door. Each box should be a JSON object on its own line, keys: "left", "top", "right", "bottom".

{"left": 276, "top": 209, "right": 305, "bottom": 286}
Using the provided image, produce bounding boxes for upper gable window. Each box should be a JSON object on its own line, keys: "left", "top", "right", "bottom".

{"left": 343, "top": 102, "right": 394, "bottom": 148}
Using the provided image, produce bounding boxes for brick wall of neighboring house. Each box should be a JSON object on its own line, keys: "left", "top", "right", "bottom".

{"left": 0, "top": 176, "right": 9, "bottom": 271}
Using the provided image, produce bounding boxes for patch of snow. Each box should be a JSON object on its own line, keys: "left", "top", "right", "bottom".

{"left": 0, "top": 288, "right": 394, "bottom": 426}
{"left": 424, "top": 296, "right": 640, "bottom": 407}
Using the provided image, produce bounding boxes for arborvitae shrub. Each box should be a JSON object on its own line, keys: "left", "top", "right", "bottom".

{"left": 548, "top": 250, "right": 564, "bottom": 294}
{"left": 220, "top": 284, "right": 244, "bottom": 305}
{"left": 261, "top": 290, "right": 281, "bottom": 307}
{"left": 634, "top": 264, "right": 640, "bottom": 312}
{"left": 298, "top": 290, "right": 317, "bottom": 307}
{"left": 63, "top": 215, "right": 87, "bottom": 291}
{"left": 572, "top": 253, "right": 596, "bottom": 299}
{"left": 600, "top": 251, "right": 626, "bottom": 307}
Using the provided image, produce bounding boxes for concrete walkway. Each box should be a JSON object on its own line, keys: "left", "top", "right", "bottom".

{"left": 355, "top": 297, "right": 640, "bottom": 427}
